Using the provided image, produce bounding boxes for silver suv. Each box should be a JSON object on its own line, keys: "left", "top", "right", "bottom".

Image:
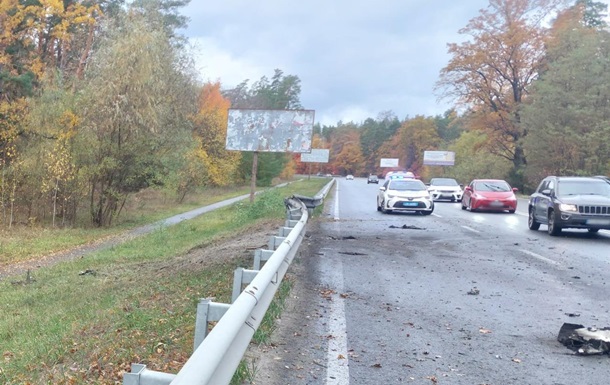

{"left": 528, "top": 176, "right": 610, "bottom": 236}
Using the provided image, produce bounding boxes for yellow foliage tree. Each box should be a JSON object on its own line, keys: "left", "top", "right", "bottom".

{"left": 186, "top": 82, "right": 241, "bottom": 192}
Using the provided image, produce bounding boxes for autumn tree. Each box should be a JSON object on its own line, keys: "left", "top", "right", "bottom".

{"left": 175, "top": 82, "right": 241, "bottom": 201}
{"left": 359, "top": 112, "right": 401, "bottom": 175}
{"left": 521, "top": 4, "right": 610, "bottom": 185}
{"left": 448, "top": 131, "right": 512, "bottom": 184}
{"left": 76, "top": 10, "right": 196, "bottom": 226}
{"left": 377, "top": 116, "right": 441, "bottom": 178}
{"left": 329, "top": 124, "right": 364, "bottom": 176}
{"left": 437, "top": 0, "right": 565, "bottom": 188}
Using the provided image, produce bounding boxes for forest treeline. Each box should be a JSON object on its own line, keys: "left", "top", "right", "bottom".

{"left": 1, "top": 0, "right": 609, "bottom": 229}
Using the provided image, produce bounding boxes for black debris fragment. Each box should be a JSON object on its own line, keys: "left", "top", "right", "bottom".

{"left": 564, "top": 313, "right": 581, "bottom": 317}
{"left": 558, "top": 323, "right": 610, "bottom": 355}
{"left": 79, "top": 269, "right": 97, "bottom": 276}
{"left": 467, "top": 287, "right": 480, "bottom": 295}
{"left": 389, "top": 225, "right": 426, "bottom": 230}
{"left": 338, "top": 251, "right": 367, "bottom": 256}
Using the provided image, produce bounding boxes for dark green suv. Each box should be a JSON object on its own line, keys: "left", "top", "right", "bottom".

{"left": 528, "top": 176, "right": 610, "bottom": 236}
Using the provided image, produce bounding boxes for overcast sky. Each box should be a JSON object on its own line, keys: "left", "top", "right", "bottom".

{"left": 179, "top": 1, "right": 610, "bottom": 126}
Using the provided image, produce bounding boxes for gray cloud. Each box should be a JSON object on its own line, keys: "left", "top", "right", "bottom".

{"left": 179, "top": 1, "right": 500, "bottom": 125}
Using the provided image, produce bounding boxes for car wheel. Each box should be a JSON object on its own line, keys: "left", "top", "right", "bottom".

{"left": 588, "top": 228, "right": 600, "bottom": 233}
{"left": 528, "top": 208, "right": 540, "bottom": 230}
{"left": 377, "top": 199, "right": 381, "bottom": 211}
{"left": 547, "top": 210, "right": 562, "bottom": 236}
{"left": 421, "top": 210, "right": 433, "bottom": 216}
{"left": 468, "top": 199, "right": 476, "bottom": 212}
{"left": 508, "top": 209, "right": 515, "bottom": 214}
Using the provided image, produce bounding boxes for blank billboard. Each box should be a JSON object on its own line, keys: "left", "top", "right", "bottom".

{"left": 226, "top": 109, "right": 315, "bottom": 153}
{"left": 380, "top": 158, "right": 399, "bottom": 167}
{"left": 423, "top": 151, "right": 455, "bottom": 166}
{"left": 301, "top": 149, "right": 330, "bottom": 163}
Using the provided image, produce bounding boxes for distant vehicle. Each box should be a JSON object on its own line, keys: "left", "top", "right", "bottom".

{"left": 528, "top": 176, "right": 610, "bottom": 236}
{"left": 461, "top": 179, "right": 517, "bottom": 213}
{"left": 346, "top": 174, "right": 354, "bottom": 180}
{"left": 325, "top": 174, "right": 333, "bottom": 177}
{"left": 367, "top": 175, "right": 379, "bottom": 184}
{"left": 377, "top": 176, "right": 434, "bottom": 215}
{"left": 385, "top": 171, "right": 416, "bottom": 179}
{"left": 427, "top": 177, "right": 463, "bottom": 202}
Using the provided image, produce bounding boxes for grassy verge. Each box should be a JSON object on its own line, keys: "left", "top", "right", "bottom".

{"left": 0, "top": 178, "right": 331, "bottom": 385}
{"left": 0, "top": 178, "right": 324, "bottom": 267}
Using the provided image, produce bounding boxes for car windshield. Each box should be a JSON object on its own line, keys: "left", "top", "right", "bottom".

{"left": 474, "top": 181, "right": 511, "bottom": 192}
{"left": 557, "top": 180, "right": 610, "bottom": 196}
{"left": 389, "top": 180, "right": 426, "bottom": 191}
{"left": 430, "top": 178, "right": 458, "bottom": 186}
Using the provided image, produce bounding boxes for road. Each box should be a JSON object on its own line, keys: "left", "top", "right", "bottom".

{"left": 257, "top": 177, "right": 610, "bottom": 385}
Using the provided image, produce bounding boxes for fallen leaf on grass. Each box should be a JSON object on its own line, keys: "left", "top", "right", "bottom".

{"left": 479, "top": 328, "right": 492, "bottom": 334}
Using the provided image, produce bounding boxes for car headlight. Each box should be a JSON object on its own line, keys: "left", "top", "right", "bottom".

{"left": 558, "top": 203, "right": 578, "bottom": 212}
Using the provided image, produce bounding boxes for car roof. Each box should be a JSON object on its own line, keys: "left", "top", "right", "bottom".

{"left": 471, "top": 179, "right": 508, "bottom": 182}
{"left": 550, "top": 176, "right": 606, "bottom": 182}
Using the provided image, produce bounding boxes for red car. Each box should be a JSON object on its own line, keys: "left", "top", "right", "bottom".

{"left": 461, "top": 179, "right": 518, "bottom": 213}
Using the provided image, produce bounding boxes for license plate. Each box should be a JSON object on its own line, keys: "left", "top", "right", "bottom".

{"left": 490, "top": 201, "right": 504, "bottom": 207}
{"left": 586, "top": 218, "right": 610, "bottom": 226}
{"left": 402, "top": 202, "right": 418, "bottom": 207}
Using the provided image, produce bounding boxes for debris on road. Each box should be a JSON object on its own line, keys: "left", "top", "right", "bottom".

{"left": 338, "top": 251, "right": 367, "bottom": 255}
{"left": 389, "top": 224, "right": 426, "bottom": 230}
{"left": 467, "top": 287, "right": 480, "bottom": 295}
{"left": 557, "top": 323, "right": 610, "bottom": 355}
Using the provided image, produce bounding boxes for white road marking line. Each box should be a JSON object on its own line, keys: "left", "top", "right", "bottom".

{"left": 432, "top": 212, "right": 442, "bottom": 218}
{"left": 325, "top": 261, "right": 350, "bottom": 385}
{"left": 519, "top": 249, "right": 561, "bottom": 266}
{"left": 333, "top": 183, "right": 340, "bottom": 221}
{"left": 462, "top": 225, "right": 480, "bottom": 233}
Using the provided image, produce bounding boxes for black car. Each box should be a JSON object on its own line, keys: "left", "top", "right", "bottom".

{"left": 367, "top": 175, "right": 379, "bottom": 184}
{"left": 528, "top": 176, "right": 610, "bottom": 236}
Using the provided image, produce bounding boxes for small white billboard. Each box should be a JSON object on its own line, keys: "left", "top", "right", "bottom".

{"left": 423, "top": 151, "right": 455, "bottom": 166}
{"left": 380, "top": 158, "right": 399, "bottom": 167}
{"left": 301, "top": 149, "right": 330, "bottom": 163}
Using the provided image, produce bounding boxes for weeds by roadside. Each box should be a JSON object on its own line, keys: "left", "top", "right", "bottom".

{"left": 0, "top": 178, "right": 330, "bottom": 384}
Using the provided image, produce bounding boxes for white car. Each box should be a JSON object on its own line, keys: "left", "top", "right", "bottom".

{"left": 377, "top": 177, "right": 434, "bottom": 215}
{"left": 346, "top": 174, "right": 354, "bottom": 180}
{"left": 427, "top": 177, "right": 463, "bottom": 202}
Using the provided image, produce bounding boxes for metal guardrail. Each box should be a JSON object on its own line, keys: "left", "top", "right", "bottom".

{"left": 123, "top": 179, "right": 335, "bottom": 385}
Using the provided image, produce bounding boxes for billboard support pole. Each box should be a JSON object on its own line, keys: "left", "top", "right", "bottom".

{"left": 250, "top": 151, "right": 258, "bottom": 203}
{"left": 308, "top": 163, "right": 312, "bottom": 180}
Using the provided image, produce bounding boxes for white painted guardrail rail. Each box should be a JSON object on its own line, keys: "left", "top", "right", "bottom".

{"left": 123, "top": 179, "right": 335, "bottom": 385}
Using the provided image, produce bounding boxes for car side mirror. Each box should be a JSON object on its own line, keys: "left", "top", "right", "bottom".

{"left": 379, "top": 186, "right": 386, "bottom": 191}
{"left": 512, "top": 187, "right": 519, "bottom": 192}
{"left": 464, "top": 186, "right": 472, "bottom": 192}
{"left": 459, "top": 184, "right": 464, "bottom": 189}
{"left": 541, "top": 189, "right": 551, "bottom": 196}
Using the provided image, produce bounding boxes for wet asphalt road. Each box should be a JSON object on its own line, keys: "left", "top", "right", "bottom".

{"left": 259, "top": 177, "right": 610, "bottom": 385}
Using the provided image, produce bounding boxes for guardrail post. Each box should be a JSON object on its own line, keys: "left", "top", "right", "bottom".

{"left": 268, "top": 236, "right": 286, "bottom": 250}
{"left": 193, "top": 300, "right": 231, "bottom": 351}
{"left": 285, "top": 219, "right": 299, "bottom": 228}
{"left": 253, "top": 249, "right": 274, "bottom": 270}
{"left": 232, "top": 268, "right": 260, "bottom": 302}
{"left": 278, "top": 226, "right": 293, "bottom": 236}
{"left": 123, "top": 364, "right": 176, "bottom": 385}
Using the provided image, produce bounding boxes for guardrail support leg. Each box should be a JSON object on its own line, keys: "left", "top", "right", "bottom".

{"left": 268, "top": 236, "right": 286, "bottom": 250}
{"left": 193, "top": 299, "right": 230, "bottom": 351}
{"left": 232, "top": 268, "right": 260, "bottom": 302}
{"left": 123, "top": 364, "right": 175, "bottom": 385}
{"left": 253, "top": 249, "right": 274, "bottom": 270}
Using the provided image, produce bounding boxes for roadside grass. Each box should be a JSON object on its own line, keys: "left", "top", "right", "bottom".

{"left": 0, "top": 178, "right": 318, "bottom": 267}
{"left": 0, "top": 178, "right": 330, "bottom": 385}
